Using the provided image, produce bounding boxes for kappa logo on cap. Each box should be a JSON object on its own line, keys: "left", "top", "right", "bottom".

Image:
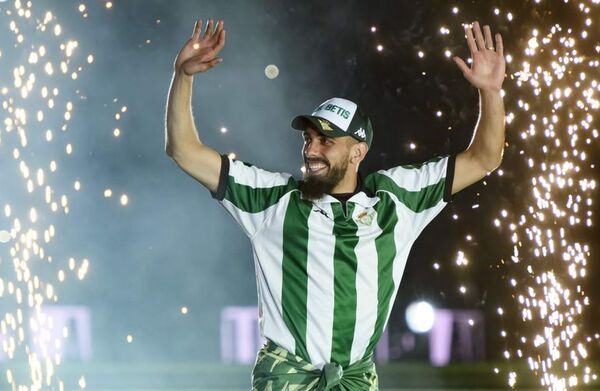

{"left": 354, "top": 127, "right": 367, "bottom": 139}
{"left": 318, "top": 119, "right": 334, "bottom": 131}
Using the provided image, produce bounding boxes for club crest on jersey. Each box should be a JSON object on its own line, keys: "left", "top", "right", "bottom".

{"left": 354, "top": 127, "right": 366, "bottom": 139}
{"left": 318, "top": 119, "right": 334, "bottom": 131}
{"left": 354, "top": 208, "right": 375, "bottom": 226}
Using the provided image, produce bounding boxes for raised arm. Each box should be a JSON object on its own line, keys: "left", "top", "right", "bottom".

{"left": 450, "top": 21, "right": 506, "bottom": 196}
{"left": 165, "top": 19, "right": 226, "bottom": 193}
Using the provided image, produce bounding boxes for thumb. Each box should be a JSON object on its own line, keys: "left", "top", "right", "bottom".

{"left": 452, "top": 56, "right": 470, "bottom": 75}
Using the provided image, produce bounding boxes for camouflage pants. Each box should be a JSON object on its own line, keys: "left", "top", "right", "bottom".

{"left": 251, "top": 340, "right": 379, "bottom": 390}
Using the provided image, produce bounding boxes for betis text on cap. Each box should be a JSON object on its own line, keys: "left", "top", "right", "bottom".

{"left": 291, "top": 97, "right": 373, "bottom": 147}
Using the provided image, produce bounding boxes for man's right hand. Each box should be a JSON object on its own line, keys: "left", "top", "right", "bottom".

{"left": 166, "top": 18, "right": 226, "bottom": 193}
{"left": 174, "top": 19, "right": 226, "bottom": 76}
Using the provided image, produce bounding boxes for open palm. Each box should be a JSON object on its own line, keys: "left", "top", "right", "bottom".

{"left": 453, "top": 21, "right": 506, "bottom": 92}
{"left": 174, "top": 19, "right": 226, "bottom": 76}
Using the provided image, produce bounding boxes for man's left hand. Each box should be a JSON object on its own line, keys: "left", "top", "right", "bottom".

{"left": 453, "top": 21, "right": 506, "bottom": 92}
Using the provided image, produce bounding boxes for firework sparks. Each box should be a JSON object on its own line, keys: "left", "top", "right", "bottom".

{"left": 424, "top": 2, "right": 599, "bottom": 389}
{"left": 0, "top": 0, "right": 126, "bottom": 388}
{"left": 501, "top": 1, "right": 598, "bottom": 389}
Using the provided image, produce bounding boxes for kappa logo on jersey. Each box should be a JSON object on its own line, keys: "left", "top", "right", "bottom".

{"left": 318, "top": 119, "right": 334, "bottom": 131}
{"left": 354, "top": 127, "right": 367, "bottom": 139}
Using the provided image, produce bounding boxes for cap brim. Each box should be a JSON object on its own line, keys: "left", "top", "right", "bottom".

{"left": 291, "top": 115, "right": 347, "bottom": 138}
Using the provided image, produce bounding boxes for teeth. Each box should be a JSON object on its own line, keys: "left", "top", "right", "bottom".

{"left": 309, "top": 163, "right": 326, "bottom": 171}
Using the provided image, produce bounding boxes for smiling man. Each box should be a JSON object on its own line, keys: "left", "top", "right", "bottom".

{"left": 295, "top": 100, "right": 372, "bottom": 202}
{"left": 165, "top": 18, "right": 506, "bottom": 390}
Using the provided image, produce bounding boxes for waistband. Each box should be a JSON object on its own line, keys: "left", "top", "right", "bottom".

{"left": 261, "top": 339, "right": 376, "bottom": 389}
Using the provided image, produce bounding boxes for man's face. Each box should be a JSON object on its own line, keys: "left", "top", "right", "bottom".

{"left": 299, "top": 126, "right": 352, "bottom": 199}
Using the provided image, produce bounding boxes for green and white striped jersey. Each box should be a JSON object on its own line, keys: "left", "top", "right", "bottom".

{"left": 212, "top": 154, "right": 456, "bottom": 369}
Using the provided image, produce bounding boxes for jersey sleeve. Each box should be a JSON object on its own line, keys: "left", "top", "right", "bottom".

{"left": 211, "top": 154, "right": 297, "bottom": 238}
{"left": 366, "top": 154, "right": 456, "bottom": 240}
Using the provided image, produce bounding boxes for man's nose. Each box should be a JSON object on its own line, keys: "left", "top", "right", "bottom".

{"left": 304, "top": 141, "right": 321, "bottom": 157}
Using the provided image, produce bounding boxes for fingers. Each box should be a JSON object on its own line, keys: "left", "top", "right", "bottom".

{"left": 213, "top": 28, "right": 226, "bottom": 52}
{"left": 465, "top": 22, "right": 500, "bottom": 52}
{"left": 216, "top": 20, "right": 224, "bottom": 35}
{"left": 192, "top": 19, "right": 202, "bottom": 38}
{"left": 206, "top": 57, "right": 223, "bottom": 68}
{"left": 495, "top": 33, "right": 504, "bottom": 56}
{"left": 483, "top": 25, "right": 494, "bottom": 50}
{"left": 452, "top": 56, "right": 471, "bottom": 75}
{"left": 203, "top": 19, "right": 215, "bottom": 39}
{"left": 472, "top": 21, "right": 486, "bottom": 51}
{"left": 192, "top": 18, "right": 224, "bottom": 43}
{"left": 209, "top": 20, "right": 224, "bottom": 44}
{"left": 189, "top": 27, "right": 225, "bottom": 60}
{"left": 464, "top": 24, "right": 478, "bottom": 54}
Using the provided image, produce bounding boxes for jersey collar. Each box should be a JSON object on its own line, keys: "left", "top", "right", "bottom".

{"left": 300, "top": 171, "right": 379, "bottom": 208}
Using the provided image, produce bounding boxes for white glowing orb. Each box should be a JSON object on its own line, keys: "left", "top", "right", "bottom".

{"left": 0, "top": 230, "right": 11, "bottom": 243}
{"left": 405, "top": 301, "right": 435, "bottom": 333}
{"left": 265, "top": 64, "right": 279, "bottom": 79}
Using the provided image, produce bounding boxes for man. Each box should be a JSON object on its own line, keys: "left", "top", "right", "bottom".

{"left": 165, "top": 18, "right": 506, "bottom": 390}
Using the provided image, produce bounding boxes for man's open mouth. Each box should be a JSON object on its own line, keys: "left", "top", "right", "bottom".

{"left": 306, "top": 160, "right": 329, "bottom": 174}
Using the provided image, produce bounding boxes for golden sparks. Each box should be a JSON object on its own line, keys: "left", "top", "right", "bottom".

{"left": 495, "top": 1, "right": 598, "bottom": 389}
{"left": 428, "top": 4, "right": 597, "bottom": 388}
{"left": 0, "top": 0, "right": 129, "bottom": 389}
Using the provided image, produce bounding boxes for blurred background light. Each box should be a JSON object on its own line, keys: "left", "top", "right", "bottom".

{"left": 406, "top": 301, "right": 436, "bottom": 334}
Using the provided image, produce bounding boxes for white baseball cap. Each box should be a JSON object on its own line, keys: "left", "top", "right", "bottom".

{"left": 291, "top": 97, "right": 373, "bottom": 147}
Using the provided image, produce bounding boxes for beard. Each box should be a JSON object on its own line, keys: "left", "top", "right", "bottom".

{"left": 299, "top": 156, "right": 349, "bottom": 201}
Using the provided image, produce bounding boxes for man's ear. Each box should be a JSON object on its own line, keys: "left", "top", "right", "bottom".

{"left": 351, "top": 142, "right": 369, "bottom": 164}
